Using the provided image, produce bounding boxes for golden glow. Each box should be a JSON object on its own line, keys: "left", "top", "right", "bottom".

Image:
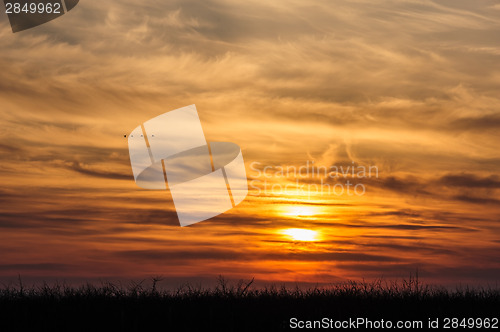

{"left": 282, "top": 228, "right": 319, "bottom": 242}
{"left": 284, "top": 205, "right": 318, "bottom": 217}
{"left": 0, "top": 0, "right": 498, "bottom": 287}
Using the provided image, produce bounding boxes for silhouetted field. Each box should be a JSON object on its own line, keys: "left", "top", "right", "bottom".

{"left": 0, "top": 275, "right": 499, "bottom": 331}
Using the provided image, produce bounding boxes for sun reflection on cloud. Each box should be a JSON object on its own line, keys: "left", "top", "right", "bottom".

{"left": 283, "top": 205, "right": 319, "bottom": 218}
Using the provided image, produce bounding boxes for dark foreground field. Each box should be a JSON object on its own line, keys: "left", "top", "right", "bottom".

{"left": 0, "top": 276, "right": 499, "bottom": 331}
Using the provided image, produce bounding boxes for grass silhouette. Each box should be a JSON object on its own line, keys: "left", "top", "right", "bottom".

{"left": 0, "top": 274, "right": 499, "bottom": 331}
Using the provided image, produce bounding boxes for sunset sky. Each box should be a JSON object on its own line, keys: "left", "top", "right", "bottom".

{"left": 0, "top": 0, "right": 499, "bottom": 288}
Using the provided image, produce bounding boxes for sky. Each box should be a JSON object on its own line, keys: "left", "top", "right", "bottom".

{"left": 0, "top": 0, "right": 499, "bottom": 288}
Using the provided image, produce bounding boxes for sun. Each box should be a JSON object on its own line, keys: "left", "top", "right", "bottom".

{"left": 282, "top": 228, "right": 319, "bottom": 242}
